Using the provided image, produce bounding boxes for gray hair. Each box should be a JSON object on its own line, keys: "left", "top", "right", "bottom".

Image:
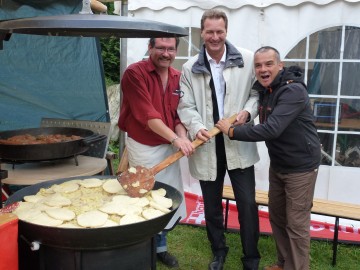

{"left": 255, "top": 46, "right": 281, "bottom": 62}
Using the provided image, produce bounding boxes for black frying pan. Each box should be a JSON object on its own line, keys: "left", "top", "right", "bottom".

{"left": 0, "top": 127, "right": 106, "bottom": 162}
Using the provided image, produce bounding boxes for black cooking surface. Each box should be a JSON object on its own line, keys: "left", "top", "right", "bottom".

{"left": 0, "top": 14, "right": 188, "bottom": 39}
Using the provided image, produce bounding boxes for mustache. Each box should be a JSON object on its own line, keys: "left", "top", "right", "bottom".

{"left": 159, "top": 56, "right": 171, "bottom": 61}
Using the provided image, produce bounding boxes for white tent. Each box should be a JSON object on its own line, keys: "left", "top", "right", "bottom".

{"left": 118, "top": 0, "right": 360, "bottom": 206}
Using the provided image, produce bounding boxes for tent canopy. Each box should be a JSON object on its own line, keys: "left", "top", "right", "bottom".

{"left": 128, "top": 0, "right": 360, "bottom": 10}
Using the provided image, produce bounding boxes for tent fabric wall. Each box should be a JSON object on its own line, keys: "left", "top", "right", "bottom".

{"left": 127, "top": 1, "right": 360, "bottom": 64}
{"left": 0, "top": 0, "right": 109, "bottom": 131}
{"left": 128, "top": 0, "right": 360, "bottom": 11}
{"left": 126, "top": 0, "right": 360, "bottom": 207}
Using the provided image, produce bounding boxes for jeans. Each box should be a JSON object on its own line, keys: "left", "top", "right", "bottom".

{"left": 156, "top": 231, "right": 167, "bottom": 253}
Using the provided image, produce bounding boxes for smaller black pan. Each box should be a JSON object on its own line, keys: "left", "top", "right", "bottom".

{"left": 0, "top": 127, "right": 106, "bottom": 162}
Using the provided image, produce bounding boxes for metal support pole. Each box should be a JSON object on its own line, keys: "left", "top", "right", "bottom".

{"left": 0, "top": 167, "right": 8, "bottom": 208}
{"left": 118, "top": 0, "right": 128, "bottom": 158}
{"left": 332, "top": 217, "right": 340, "bottom": 266}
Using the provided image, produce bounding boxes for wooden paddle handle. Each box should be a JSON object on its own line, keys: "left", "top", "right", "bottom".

{"left": 117, "top": 147, "right": 129, "bottom": 174}
{"left": 151, "top": 114, "right": 238, "bottom": 175}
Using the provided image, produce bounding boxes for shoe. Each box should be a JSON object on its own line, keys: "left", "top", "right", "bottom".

{"left": 263, "top": 264, "right": 283, "bottom": 270}
{"left": 208, "top": 255, "right": 225, "bottom": 270}
{"left": 157, "top": 251, "right": 179, "bottom": 268}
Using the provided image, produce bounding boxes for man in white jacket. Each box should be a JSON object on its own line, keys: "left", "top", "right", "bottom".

{"left": 178, "top": 8, "right": 260, "bottom": 270}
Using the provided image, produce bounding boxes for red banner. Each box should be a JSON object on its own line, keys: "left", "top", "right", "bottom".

{"left": 180, "top": 192, "right": 360, "bottom": 244}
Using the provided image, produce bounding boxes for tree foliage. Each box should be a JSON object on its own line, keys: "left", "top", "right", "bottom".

{"left": 99, "top": 2, "right": 120, "bottom": 85}
{"left": 100, "top": 36, "right": 120, "bottom": 85}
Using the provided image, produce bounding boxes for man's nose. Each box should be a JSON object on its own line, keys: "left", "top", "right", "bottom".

{"left": 259, "top": 65, "right": 267, "bottom": 72}
{"left": 210, "top": 32, "right": 220, "bottom": 40}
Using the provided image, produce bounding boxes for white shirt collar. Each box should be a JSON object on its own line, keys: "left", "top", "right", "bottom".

{"left": 206, "top": 46, "right": 226, "bottom": 64}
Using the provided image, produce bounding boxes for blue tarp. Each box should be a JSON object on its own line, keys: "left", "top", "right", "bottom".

{"left": 0, "top": 0, "right": 109, "bottom": 131}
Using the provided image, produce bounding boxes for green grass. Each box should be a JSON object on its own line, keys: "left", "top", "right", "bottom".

{"left": 108, "top": 143, "right": 359, "bottom": 270}
{"left": 157, "top": 224, "right": 360, "bottom": 270}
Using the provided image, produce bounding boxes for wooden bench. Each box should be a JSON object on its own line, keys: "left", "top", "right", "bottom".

{"left": 222, "top": 185, "right": 360, "bottom": 266}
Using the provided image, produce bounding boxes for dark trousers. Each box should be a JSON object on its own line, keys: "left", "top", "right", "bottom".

{"left": 199, "top": 136, "right": 260, "bottom": 269}
{"left": 268, "top": 167, "right": 318, "bottom": 270}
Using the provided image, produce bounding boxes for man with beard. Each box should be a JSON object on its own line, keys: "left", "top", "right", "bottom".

{"left": 118, "top": 37, "right": 194, "bottom": 268}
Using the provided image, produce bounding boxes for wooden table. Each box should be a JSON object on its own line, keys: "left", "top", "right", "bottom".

{"left": 1, "top": 155, "right": 107, "bottom": 186}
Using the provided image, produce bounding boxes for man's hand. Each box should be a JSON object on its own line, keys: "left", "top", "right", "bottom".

{"left": 172, "top": 137, "right": 195, "bottom": 156}
{"left": 196, "top": 129, "right": 212, "bottom": 142}
{"left": 216, "top": 110, "right": 249, "bottom": 136}
{"left": 215, "top": 119, "right": 232, "bottom": 135}
{"left": 233, "top": 110, "right": 250, "bottom": 126}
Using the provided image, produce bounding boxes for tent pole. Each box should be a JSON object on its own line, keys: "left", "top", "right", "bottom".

{"left": 118, "top": 0, "right": 128, "bottom": 160}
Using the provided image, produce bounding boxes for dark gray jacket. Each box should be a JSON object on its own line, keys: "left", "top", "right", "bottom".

{"left": 232, "top": 66, "right": 321, "bottom": 173}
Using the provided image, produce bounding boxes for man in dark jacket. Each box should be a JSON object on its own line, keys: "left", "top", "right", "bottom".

{"left": 216, "top": 46, "right": 321, "bottom": 270}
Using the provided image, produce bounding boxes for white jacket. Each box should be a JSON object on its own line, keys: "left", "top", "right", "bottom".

{"left": 178, "top": 42, "right": 260, "bottom": 180}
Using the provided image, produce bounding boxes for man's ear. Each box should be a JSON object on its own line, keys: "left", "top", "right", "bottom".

{"left": 279, "top": 61, "right": 284, "bottom": 70}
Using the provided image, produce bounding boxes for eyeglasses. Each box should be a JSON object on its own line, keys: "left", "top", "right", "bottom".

{"left": 154, "top": 46, "right": 177, "bottom": 54}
